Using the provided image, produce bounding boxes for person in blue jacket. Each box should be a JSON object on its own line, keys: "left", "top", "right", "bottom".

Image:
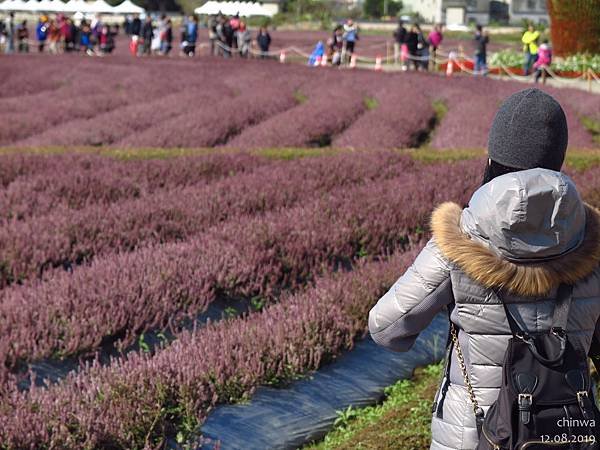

{"left": 36, "top": 16, "right": 48, "bottom": 53}
{"left": 184, "top": 15, "right": 198, "bottom": 56}
{"left": 308, "top": 41, "right": 324, "bottom": 66}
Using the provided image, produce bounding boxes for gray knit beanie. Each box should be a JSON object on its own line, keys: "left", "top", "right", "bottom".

{"left": 488, "top": 88, "right": 568, "bottom": 171}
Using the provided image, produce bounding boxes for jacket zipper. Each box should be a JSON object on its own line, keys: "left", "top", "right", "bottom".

{"left": 519, "top": 439, "right": 571, "bottom": 449}
{"left": 481, "top": 425, "right": 501, "bottom": 450}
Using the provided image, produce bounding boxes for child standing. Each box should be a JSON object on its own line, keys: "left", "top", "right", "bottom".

{"left": 534, "top": 39, "right": 552, "bottom": 83}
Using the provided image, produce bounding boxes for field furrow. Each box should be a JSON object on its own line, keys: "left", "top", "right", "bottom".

{"left": 0, "top": 248, "right": 420, "bottom": 449}
{"left": 0, "top": 151, "right": 266, "bottom": 221}
{"left": 333, "top": 81, "right": 437, "bottom": 149}
{"left": 0, "top": 151, "right": 410, "bottom": 286}
{"left": 15, "top": 83, "right": 232, "bottom": 147}
{"left": 117, "top": 79, "right": 304, "bottom": 148}
{"left": 226, "top": 78, "right": 369, "bottom": 148}
{"left": 0, "top": 159, "right": 481, "bottom": 377}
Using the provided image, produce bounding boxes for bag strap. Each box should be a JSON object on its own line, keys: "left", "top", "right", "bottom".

{"left": 550, "top": 283, "right": 573, "bottom": 331}
{"left": 450, "top": 320, "right": 484, "bottom": 435}
{"left": 496, "top": 283, "right": 573, "bottom": 337}
{"left": 497, "top": 284, "right": 573, "bottom": 366}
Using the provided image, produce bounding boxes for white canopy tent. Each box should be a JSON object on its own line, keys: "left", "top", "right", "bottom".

{"left": 33, "top": 0, "right": 65, "bottom": 12}
{"left": 0, "top": 0, "right": 67, "bottom": 11}
{"left": 111, "top": 0, "right": 142, "bottom": 14}
{"left": 0, "top": 0, "right": 144, "bottom": 13}
{"left": 0, "top": 0, "right": 25, "bottom": 10}
{"left": 194, "top": 1, "right": 272, "bottom": 17}
{"left": 86, "top": 0, "right": 116, "bottom": 13}
{"left": 194, "top": 0, "right": 219, "bottom": 15}
{"left": 62, "top": 0, "right": 91, "bottom": 13}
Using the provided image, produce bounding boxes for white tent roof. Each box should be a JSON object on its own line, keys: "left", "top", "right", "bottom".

{"left": 62, "top": 0, "right": 91, "bottom": 12}
{"left": 85, "top": 0, "right": 114, "bottom": 13}
{"left": 0, "top": 0, "right": 130, "bottom": 12}
{"left": 194, "top": 0, "right": 220, "bottom": 15}
{"left": 0, "top": 0, "right": 22, "bottom": 11}
{"left": 32, "top": 0, "right": 65, "bottom": 12}
{"left": 2, "top": 0, "right": 41, "bottom": 11}
{"left": 194, "top": 1, "right": 272, "bottom": 17}
{"left": 112, "top": 0, "right": 143, "bottom": 13}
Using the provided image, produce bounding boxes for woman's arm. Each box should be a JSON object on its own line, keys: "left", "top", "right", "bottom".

{"left": 368, "top": 238, "right": 453, "bottom": 352}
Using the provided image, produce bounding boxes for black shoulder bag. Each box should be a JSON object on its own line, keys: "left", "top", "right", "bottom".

{"left": 454, "top": 284, "right": 600, "bottom": 450}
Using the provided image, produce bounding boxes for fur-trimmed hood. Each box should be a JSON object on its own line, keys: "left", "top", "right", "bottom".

{"left": 431, "top": 169, "right": 600, "bottom": 297}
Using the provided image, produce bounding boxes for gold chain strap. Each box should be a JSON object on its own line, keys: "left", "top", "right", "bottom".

{"left": 450, "top": 322, "right": 480, "bottom": 415}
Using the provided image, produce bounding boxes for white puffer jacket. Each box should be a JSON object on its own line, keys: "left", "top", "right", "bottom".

{"left": 369, "top": 168, "right": 600, "bottom": 449}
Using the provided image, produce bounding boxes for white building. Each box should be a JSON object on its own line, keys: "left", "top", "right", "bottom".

{"left": 401, "top": 0, "right": 548, "bottom": 25}
{"left": 257, "top": 0, "right": 280, "bottom": 15}
{"left": 507, "top": 0, "right": 548, "bottom": 25}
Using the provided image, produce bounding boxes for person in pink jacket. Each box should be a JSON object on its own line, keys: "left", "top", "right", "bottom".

{"left": 534, "top": 39, "right": 552, "bottom": 83}
{"left": 427, "top": 24, "right": 443, "bottom": 71}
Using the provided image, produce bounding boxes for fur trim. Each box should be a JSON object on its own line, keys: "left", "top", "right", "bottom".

{"left": 431, "top": 202, "right": 600, "bottom": 297}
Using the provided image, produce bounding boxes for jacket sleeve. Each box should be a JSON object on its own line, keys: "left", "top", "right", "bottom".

{"left": 368, "top": 238, "right": 453, "bottom": 352}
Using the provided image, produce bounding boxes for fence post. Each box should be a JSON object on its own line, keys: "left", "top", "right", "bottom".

{"left": 542, "top": 66, "right": 547, "bottom": 84}
{"left": 375, "top": 55, "right": 382, "bottom": 71}
{"left": 386, "top": 41, "right": 390, "bottom": 66}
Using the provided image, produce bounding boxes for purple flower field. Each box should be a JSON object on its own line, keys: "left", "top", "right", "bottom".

{"left": 0, "top": 156, "right": 479, "bottom": 374}
{"left": 0, "top": 53, "right": 599, "bottom": 449}
{"left": 1, "top": 153, "right": 600, "bottom": 449}
{"left": 2, "top": 56, "right": 598, "bottom": 150}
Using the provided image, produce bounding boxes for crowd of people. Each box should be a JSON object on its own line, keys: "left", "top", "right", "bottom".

{"left": 0, "top": 11, "right": 273, "bottom": 58}
{"left": 388, "top": 19, "right": 550, "bottom": 82}
{"left": 308, "top": 19, "right": 359, "bottom": 66}
{"left": 391, "top": 21, "right": 443, "bottom": 71}
{"left": 123, "top": 12, "right": 272, "bottom": 57}
{"left": 1, "top": 11, "right": 117, "bottom": 54}
{"left": 0, "top": 9, "right": 554, "bottom": 82}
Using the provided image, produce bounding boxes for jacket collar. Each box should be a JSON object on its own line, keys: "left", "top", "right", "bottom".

{"left": 431, "top": 202, "right": 600, "bottom": 297}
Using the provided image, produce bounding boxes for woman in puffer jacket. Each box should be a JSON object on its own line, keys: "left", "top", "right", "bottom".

{"left": 368, "top": 88, "right": 600, "bottom": 450}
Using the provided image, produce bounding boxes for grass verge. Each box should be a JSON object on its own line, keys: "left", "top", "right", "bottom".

{"left": 2, "top": 146, "right": 600, "bottom": 169}
{"left": 303, "top": 362, "right": 600, "bottom": 450}
{"left": 302, "top": 363, "right": 442, "bottom": 450}
{"left": 581, "top": 116, "right": 600, "bottom": 146}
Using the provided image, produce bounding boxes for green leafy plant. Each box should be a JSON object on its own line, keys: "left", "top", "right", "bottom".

{"left": 333, "top": 405, "right": 360, "bottom": 428}
{"left": 223, "top": 307, "right": 238, "bottom": 319}
{"left": 250, "top": 296, "right": 266, "bottom": 312}
{"left": 363, "top": 96, "right": 379, "bottom": 111}
{"left": 138, "top": 333, "right": 150, "bottom": 353}
{"left": 489, "top": 49, "right": 600, "bottom": 72}
{"left": 294, "top": 90, "right": 309, "bottom": 105}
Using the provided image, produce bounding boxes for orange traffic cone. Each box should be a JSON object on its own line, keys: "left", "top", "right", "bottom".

{"left": 349, "top": 54, "right": 357, "bottom": 69}
{"left": 375, "top": 55, "right": 382, "bottom": 71}
{"left": 279, "top": 50, "right": 286, "bottom": 64}
{"left": 129, "top": 36, "right": 139, "bottom": 56}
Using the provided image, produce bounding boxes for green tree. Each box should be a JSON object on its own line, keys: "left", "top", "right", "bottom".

{"left": 278, "top": 0, "right": 333, "bottom": 28}
{"left": 363, "top": 0, "right": 402, "bottom": 18}
{"left": 547, "top": 0, "right": 600, "bottom": 55}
